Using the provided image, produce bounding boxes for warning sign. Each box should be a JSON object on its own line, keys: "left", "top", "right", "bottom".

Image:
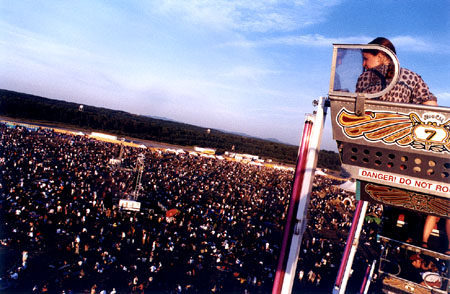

{"left": 358, "top": 169, "right": 450, "bottom": 194}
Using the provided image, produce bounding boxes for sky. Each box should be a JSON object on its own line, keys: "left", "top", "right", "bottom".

{"left": 1, "top": 0, "right": 449, "bottom": 151}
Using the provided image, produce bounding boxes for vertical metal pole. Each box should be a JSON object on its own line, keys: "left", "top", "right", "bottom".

{"left": 281, "top": 97, "right": 327, "bottom": 294}
{"left": 333, "top": 200, "right": 368, "bottom": 294}
{"left": 272, "top": 97, "right": 328, "bottom": 294}
{"left": 272, "top": 115, "right": 314, "bottom": 294}
{"left": 363, "top": 260, "right": 376, "bottom": 294}
{"left": 359, "top": 261, "right": 371, "bottom": 294}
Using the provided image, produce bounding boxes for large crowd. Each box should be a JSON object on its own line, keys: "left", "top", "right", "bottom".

{"left": 0, "top": 123, "right": 383, "bottom": 293}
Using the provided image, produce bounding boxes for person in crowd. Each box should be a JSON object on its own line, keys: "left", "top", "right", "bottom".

{"left": 406, "top": 254, "right": 442, "bottom": 288}
{"left": 0, "top": 123, "right": 381, "bottom": 293}
{"left": 405, "top": 254, "right": 427, "bottom": 284}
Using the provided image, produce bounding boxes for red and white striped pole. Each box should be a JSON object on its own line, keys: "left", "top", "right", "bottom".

{"left": 359, "top": 260, "right": 376, "bottom": 294}
{"left": 333, "top": 199, "right": 368, "bottom": 294}
{"left": 272, "top": 97, "right": 328, "bottom": 294}
{"left": 272, "top": 116, "right": 313, "bottom": 294}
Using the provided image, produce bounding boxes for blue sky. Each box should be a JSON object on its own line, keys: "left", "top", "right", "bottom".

{"left": 1, "top": 0, "right": 449, "bottom": 151}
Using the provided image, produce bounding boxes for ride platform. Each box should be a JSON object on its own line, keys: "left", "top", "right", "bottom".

{"left": 328, "top": 44, "right": 450, "bottom": 294}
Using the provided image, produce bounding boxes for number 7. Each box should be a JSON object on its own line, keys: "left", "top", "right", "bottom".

{"left": 424, "top": 129, "right": 436, "bottom": 140}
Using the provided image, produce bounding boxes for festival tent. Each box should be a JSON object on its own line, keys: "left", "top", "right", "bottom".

{"left": 315, "top": 169, "right": 327, "bottom": 176}
{"left": 339, "top": 180, "right": 356, "bottom": 193}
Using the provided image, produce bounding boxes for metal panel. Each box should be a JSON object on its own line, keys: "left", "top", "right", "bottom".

{"left": 357, "top": 181, "right": 450, "bottom": 218}
{"left": 329, "top": 96, "right": 450, "bottom": 198}
{"left": 330, "top": 96, "right": 450, "bottom": 159}
{"left": 340, "top": 142, "right": 450, "bottom": 182}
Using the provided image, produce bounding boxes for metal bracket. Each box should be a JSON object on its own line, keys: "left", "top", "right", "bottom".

{"left": 293, "top": 222, "right": 302, "bottom": 235}
{"left": 355, "top": 95, "right": 365, "bottom": 116}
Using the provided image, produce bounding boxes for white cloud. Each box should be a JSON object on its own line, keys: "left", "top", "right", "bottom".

{"left": 436, "top": 92, "right": 450, "bottom": 105}
{"left": 391, "top": 36, "right": 434, "bottom": 53}
{"left": 220, "top": 65, "right": 280, "bottom": 81}
{"left": 0, "top": 21, "right": 94, "bottom": 59}
{"left": 262, "top": 34, "right": 369, "bottom": 47}
{"left": 437, "top": 92, "right": 450, "bottom": 98}
{"left": 219, "top": 34, "right": 372, "bottom": 48}
{"left": 145, "top": 0, "right": 342, "bottom": 33}
{"left": 219, "top": 33, "right": 450, "bottom": 55}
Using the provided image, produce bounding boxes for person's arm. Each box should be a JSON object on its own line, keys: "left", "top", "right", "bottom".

{"left": 411, "top": 72, "right": 437, "bottom": 105}
{"left": 422, "top": 100, "right": 438, "bottom": 106}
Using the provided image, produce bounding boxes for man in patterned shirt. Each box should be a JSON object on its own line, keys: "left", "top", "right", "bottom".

{"left": 355, "top": 37, "right": 438, "bottom": 106}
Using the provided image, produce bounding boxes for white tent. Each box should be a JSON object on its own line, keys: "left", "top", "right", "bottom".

{"left": 339, "top": 181, "right": 356, "bottom": 193}
{"left": 315, "top": 169, "right": 327, "bottom": 176}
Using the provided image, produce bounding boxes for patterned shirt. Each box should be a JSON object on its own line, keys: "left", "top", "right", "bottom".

{"left": 355, "top": 65, "right": 437, "bottom": 104}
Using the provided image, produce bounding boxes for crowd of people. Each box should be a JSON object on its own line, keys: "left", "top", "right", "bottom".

{"left": 0, "top": 123, "right": 382, "bottom": 293}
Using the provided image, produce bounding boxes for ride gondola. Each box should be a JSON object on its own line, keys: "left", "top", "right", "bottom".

{"left": 273, "top": 43, "right": 450, "bottom": 294}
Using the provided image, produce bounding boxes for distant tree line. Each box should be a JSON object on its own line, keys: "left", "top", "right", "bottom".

{"left": 0, "top": 89, "right": 341, "bottom": 169}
